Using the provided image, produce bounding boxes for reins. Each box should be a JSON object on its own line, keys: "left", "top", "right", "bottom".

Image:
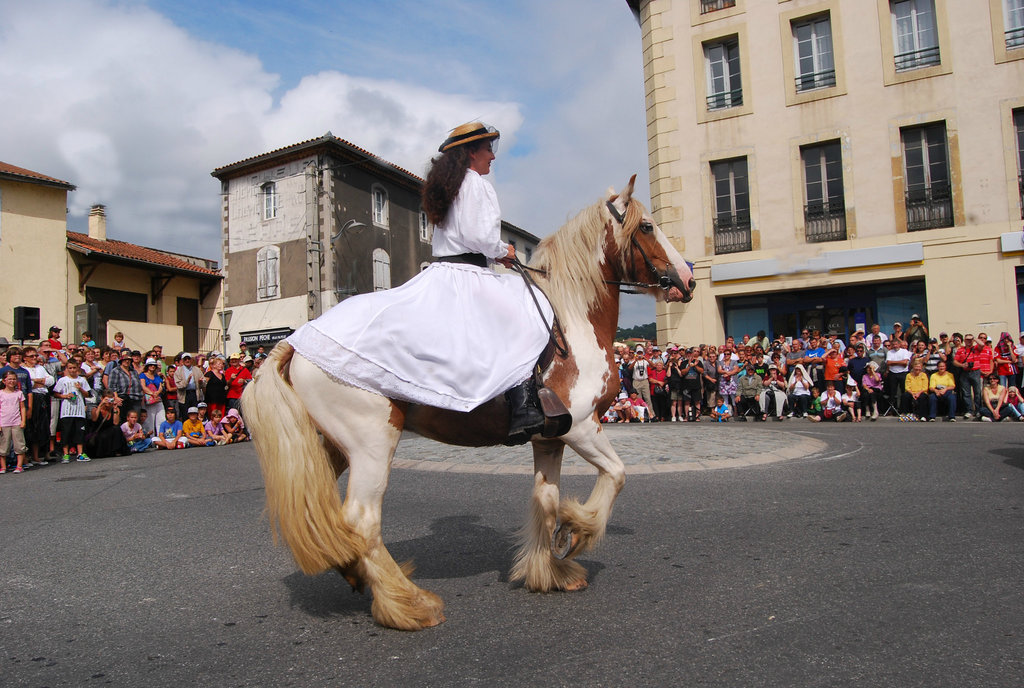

{"left": 509, "top": 257, "right": 570, "bottom": 358}
{"left": 509, "top": 197, "right": 677, "bottom": 360}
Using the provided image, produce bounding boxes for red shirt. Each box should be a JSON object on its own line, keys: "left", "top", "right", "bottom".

{"left": 225, "top": 365, "right": 252, "bottom": 399}
{"left": 968, "top": 345, "right": 994, "bottom": 376}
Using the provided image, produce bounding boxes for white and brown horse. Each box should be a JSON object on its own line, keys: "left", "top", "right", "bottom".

{"left": 243, "top": 176, "right": 695, "bottom": 630}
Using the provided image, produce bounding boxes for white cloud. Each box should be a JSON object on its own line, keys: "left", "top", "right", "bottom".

{"left": 0, "top": 0, "right": 657, "bottom": 327}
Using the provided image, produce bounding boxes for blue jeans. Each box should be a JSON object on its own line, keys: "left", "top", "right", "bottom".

{"left": 928, "top": 391, "right": 957, "bottom": 420}
{"left": 963, "top": 370, "right": 983, "bottom": 415}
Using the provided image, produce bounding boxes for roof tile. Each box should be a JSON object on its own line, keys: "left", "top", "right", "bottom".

{"left": 66, "top": 232, "right": 220, "bottom": 278}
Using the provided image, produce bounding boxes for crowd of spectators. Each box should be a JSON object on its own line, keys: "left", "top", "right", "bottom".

{"left": 604, "top": 314, "right": 1024, "bottom": 425}
{"left": 0, "top": 326, "right": 260, "bottom": 474}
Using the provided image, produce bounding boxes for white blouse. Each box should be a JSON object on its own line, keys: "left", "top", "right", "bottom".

{"left": 431, "top": 169, "right": 509, "bottom": 260}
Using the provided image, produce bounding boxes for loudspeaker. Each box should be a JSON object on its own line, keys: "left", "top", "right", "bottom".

{"left": 13, "top": 306, "right": 40, "bottom": 341}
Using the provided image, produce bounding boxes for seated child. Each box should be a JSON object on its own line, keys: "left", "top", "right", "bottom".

{"left": 710, "top": 394, "right": 732, "bottom": 422}
{"left": 221, "top": 408, "right": 249, "bottom": 442}
{"left": 806, "top": 386, "right": 824, "bottom": 422}
{"left": 120, "top": 409, "right": 153, "bottom": 453}
{"left": 182, "top": 406, "right": 215, "bottom": 447}
{"left": 154, "top": 407, "right": 186, "bottom": 450}
{"left": 841, "top": 382, "right": 862, "bottom": 422}
{"left": 1004, "top": 386, "right": 1024, "bottom": 420}
{"left": 204, "top": 408, "right": 229, "bottom": 444}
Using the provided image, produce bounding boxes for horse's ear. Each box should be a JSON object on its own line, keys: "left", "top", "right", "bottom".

{"left": 620, "top": 174, "right": 637, "bottom": 203}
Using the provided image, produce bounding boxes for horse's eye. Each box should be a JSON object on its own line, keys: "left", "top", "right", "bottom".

{"left": 639, "top": 221, "right": 654, "bottom": 234}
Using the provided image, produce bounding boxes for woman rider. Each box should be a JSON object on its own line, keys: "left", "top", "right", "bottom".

{"left": 286, "top": 122, "right": 553, "bottom": 443}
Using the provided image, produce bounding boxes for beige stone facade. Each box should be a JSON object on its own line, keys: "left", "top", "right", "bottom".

{"left": 632, "top": 0, "right": 1024, "bottom": 345}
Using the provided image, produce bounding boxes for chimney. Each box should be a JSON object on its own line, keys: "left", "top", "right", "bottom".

{"left": 88, "top": 204, "right": 107, "bottom": 241}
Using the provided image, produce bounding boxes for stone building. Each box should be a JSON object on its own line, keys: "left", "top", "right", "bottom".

{"left": 0, "top": 161, "right": 221, "bottom": 352}
{"left": 629, "top": 0, "right": 1024, "bottom": 343}
{"left": 211, "top": 133, "right": 540, "bottom": 349}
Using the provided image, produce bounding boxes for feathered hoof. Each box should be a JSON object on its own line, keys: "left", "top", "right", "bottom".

{"left": 371, "top": 587, "right": 446, "bottom": 631}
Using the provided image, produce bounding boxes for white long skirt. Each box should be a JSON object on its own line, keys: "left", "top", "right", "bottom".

{"left": 287, "top": 262, "right": 554, "bottom": 412}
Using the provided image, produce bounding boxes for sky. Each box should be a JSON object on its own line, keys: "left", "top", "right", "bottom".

{"left": 0, "top": 0, "right": 658, "bottom": 326}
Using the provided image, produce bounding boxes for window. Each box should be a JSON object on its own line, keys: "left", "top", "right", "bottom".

{"left": 419, "top": 211, "right": 432, "bottom": 243}
{"left": 801, "top": 141, "right": 846, "bottom": 243}
{"left": 891, "top": 0, "right": 940, "bottom": 71}
{"left": 700, "top": 0, "right": 735, "bottom": 14}
{"left": 372, "top": 248, "right": 391, "bottom": 291}
{"left": 1015, "top": 109, "right": 1024, "bottom": 219}
{"left": 261, "top": 182, "right": 278, "bottom": 220}
{"left": 371, "top": 185, "right": 389, "bottom": 227}
{"left": 901, "top": 122, "right": 953, "bottom": 231}
{"left": 793, "top": 15, "right": 835, "bottom": 92}
{"left": 256, "top": 246, "right": 280, "bottom": 300}
{"left": 704, "top": 38, "right": 742, "bottom": 110}
{"left": 710, "top": 157, "right": 751, "bottom": 254}
{"left": 1008, "top": 0, "right": 1024, "bottom": 49}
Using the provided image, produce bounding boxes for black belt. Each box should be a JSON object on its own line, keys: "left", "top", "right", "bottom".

{"left": 436, "top": 253, "right": 487, "bottom": 268}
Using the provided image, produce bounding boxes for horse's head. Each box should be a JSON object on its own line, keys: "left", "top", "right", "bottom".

{"left": 606, "top": 175, "right": 695, "bottom": 303}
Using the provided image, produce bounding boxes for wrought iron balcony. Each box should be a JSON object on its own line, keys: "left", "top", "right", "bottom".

{"left": 804, "top": 202, "right": 847, "bottom": 243}
{"left": 905, "top": 184, "right": 953, "bottom": 231}
{"left": 700, "top": 0, "right": 736, "bottom": 14}
{"left": 706, "top": 87, "right": 743, "bottom": 111}
{"left": 795, "top": 69, "right": 836, "bottom": 92}
{"left": 713, "top": 212, "right": 752, "bottom": 254}
{"left": 894, "top": 45, "right": 941, "bottom": 72}
{"left": 1019, "top": 174, "right": 1023, "bottom": 220}
{"left": 1007, "top": 26, "right": 1024, "bottom": 49}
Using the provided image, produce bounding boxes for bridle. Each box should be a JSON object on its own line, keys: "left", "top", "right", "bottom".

{"left": 510, "top": 198, "right": 681, "bottom": 358}
{"left": 603, "top": 200, "right": 676, "bottom": 294}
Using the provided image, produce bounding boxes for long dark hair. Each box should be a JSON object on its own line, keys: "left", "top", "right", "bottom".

{"left": 421, "top": 141, "right": 487, "bottom": 226}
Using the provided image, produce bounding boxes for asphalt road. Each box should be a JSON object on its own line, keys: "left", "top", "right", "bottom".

{"left": 1, "top": 421, "right": 1022, "bottom": 687}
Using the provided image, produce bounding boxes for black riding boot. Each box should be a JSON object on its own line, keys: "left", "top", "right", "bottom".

{"left": 505, "top": 378, "right": 545, "bottom": 446}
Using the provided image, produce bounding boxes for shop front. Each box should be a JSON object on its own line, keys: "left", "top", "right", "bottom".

{"left": 722, "top": 280, "right": 927, "bottom": 342}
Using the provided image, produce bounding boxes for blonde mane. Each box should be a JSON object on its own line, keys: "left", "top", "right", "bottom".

{"left": 530, "top": 196, "right": 642, "bottom": 322}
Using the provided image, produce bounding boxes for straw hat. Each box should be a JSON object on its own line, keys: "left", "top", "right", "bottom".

{"left": 438, "top": 122, "right": 499, "bottom": 152}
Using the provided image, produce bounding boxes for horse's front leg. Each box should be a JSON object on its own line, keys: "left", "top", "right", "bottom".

{"left": 510, "top": 438, "right": 588, "bottom": 592}
{"left": 556, "top": 414, "right": 626, "bottom": 559}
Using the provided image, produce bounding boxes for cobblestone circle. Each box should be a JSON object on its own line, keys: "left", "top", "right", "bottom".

{"left": 392, "top": 420, "right": 828, "bottom": 475}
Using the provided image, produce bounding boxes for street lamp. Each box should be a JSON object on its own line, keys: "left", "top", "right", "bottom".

{"left": 332, "top": 219, "right": 367, "bottom": 299}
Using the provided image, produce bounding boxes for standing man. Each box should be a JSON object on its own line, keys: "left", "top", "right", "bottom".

{"left": 107, "top": 351, "right": 144, "bottom": 415}
{"left": 904, "top": 314, "right": 929, "bottom": 348}
{"left": 173, "top": 353, "right": 204, "bottom": 418}
{"left": 631, "top": 347, "right": 652, "bottom": 414}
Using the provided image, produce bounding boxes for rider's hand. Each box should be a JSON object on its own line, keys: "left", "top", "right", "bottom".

{"left": 496, "top": 244, "right": 516, "bottom": 267}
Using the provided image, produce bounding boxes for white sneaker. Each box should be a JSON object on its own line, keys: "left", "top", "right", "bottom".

{"left": 981, "top": 416, "right": 992, "bottom": 422}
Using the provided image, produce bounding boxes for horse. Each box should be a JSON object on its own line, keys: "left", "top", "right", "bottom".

{"left": 243, "top": 175, "right": 696, "bottom": 631}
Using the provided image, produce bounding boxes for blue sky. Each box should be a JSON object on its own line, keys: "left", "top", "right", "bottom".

{"left": 0, "top": 0, "right": 657, "bottom": 326}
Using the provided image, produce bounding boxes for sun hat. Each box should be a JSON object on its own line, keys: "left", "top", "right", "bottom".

{"left": 438, "top": 122, "right": 499, "bottom": 152}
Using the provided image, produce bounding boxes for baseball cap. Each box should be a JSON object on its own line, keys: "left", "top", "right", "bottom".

{"left": 49, "top": 325, "right": 61, "bottom": 332}
{"left": 187, "top": 406, "right": 199, "bottom": 414}
{"left": 145, "top": 358, "right": 158, "bottom": 365}
{"left": 181, "top": 352, "right": 193, "bottom": 359}
{"left": 197, "top": 402, "right": 207, "bottom": 408}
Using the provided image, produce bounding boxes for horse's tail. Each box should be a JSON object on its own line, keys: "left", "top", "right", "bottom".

{"left": 242, "top": 342, "right": 363, "bottom": 574}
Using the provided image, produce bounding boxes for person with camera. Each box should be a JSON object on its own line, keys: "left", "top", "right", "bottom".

{"left": 680, "top": 348, "right": 704, "bottom": 422}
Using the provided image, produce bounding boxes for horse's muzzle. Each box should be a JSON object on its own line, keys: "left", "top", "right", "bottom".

{"left": 665, "top": 266, "right": 695, "bottom": 303}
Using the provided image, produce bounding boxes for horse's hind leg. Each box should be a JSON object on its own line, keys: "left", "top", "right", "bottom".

{"left": 556, "top": 415, "right": 626, "bottom": 558}
{"left": 510, "top": 439, "right": 588, "bottom": 592}
{"left": 290, "top": 356, "right": 444, "bottom": 630}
